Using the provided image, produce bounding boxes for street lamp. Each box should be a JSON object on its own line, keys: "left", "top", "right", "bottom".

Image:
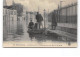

{"left": 38, "top": 6, "right": 40, "bottom": 13}
{"left": 59, "top": 1, "right": 64, "bottom": 22}
{"left": 44, "top": 9, "right": 46, "bottom": 29}
{"left": 60, "top": 1, "right": 64, "bottom": 8}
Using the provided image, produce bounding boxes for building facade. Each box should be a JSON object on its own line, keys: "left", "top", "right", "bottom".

{"left": 3, "top": 7, "right": 17, "bottom": 39}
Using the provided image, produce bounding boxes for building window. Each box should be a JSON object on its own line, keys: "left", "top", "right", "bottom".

{"left": 6, "top": 10, "right": 7, "bottom": 14}
{"left": 3, "top": 16, "right": 4, "bottom": 21}
{"left": 14, "top": 11, "right": 16, "bottom": 15}
{"left": 3, "top": 9, "right": 5, "bottom": 15}
{"left": 12, "top": 17, "right": 13, "bottom": 21}
{"left": 10, "top": 11, "right": 11, "bottom": 15}
{"left": 11, "top": 11, "right": 13, "bottom": 15}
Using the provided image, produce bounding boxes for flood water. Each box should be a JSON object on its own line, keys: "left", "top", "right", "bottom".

{"left": 4, "top": 19, "right": 77, "bottom": 46}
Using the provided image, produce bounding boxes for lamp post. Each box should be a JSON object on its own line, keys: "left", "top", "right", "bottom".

{"left": 44, "top": 9, "right": 46, "bottom": 29}
{"left": 38, "top": 6, "right": 39, "bottom": 13}
{"left": 59, "top": 1, "right": 64, "bottom": 22}
{"left": 60, "top": 1, "right": 64, "bottom": 8}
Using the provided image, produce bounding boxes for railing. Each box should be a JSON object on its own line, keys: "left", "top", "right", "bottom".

{"left": 56, "top": 3, "right": 77, "bottom": 24}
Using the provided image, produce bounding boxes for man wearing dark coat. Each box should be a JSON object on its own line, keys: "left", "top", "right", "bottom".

{"left": 52, "top": 12, "right": 57, "bottom": 30}
{"left": 36, "top": 12, "right": 43, "bottom": 29}
{"left": 28, "top": 20, "right": 34, "bottom": 29}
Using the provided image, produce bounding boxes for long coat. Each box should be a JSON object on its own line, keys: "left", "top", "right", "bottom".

{"left": 36, "top": 14, "right": 43, "bottom": 23}
{"left": 52, "top": 13, "right": 57, "bottom": 26}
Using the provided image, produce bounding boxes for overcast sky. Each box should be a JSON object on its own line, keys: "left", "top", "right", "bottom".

{"left": 5, "top": 0, "right": 77, "bottom": 13}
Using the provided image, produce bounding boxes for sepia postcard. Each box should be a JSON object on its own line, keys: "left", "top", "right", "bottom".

{"left": 3, "top": 0, "right": 77, "bottom": 47}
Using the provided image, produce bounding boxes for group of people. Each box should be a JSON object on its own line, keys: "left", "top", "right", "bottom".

{"left": 28, "top": 12, "right": 43, "bottom": 30}
{"left": 28, "top": 12, "right": 57, "bottom": 30}
{"left": 28, "top": 20, "right": 38, "bottom": 30}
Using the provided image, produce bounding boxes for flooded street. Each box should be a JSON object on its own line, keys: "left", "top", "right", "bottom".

{"left": 4, "top": 19, "right": 76, "bottom": 46}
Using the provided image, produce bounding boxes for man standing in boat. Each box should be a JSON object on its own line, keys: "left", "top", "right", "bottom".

{"left": 36, "top": 12, "right": 43, "bottom": 29}
{"left": 28, "top": 20, "right": 34, "bottom": 30}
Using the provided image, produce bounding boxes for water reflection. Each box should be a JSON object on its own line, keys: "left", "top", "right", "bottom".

{"left": 28, "top": 32, "right": 76, "bottom": 46}
{"left": 29, "top": 33, "right": 60, "bottom": 42}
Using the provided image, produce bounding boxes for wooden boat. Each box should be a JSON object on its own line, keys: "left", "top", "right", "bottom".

{"left": 27, "top": 29, "right": 44, "bottom": 34}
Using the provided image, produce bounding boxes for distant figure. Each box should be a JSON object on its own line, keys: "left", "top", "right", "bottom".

{"left": 52, "top": 12, "right": 57, "bottom": 30}
{"left": 28, "top": 20, "right": 34, "bottom": 29}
